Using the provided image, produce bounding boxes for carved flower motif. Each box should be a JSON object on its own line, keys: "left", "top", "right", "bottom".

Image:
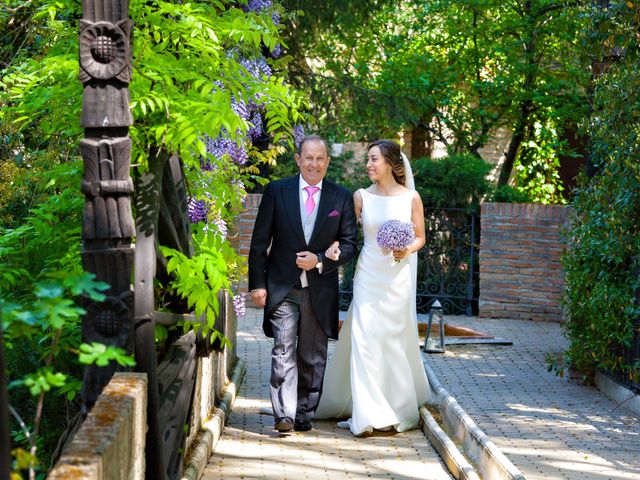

{"left": 79, "top": 21, "right": 130, "bottom": 81}
{"left": 84, "top": 292, "right": 132, "bottom": 346}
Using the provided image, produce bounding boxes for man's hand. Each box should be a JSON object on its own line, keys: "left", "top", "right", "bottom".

{"left": 296, "top": 251, "right": 318, "bottom": 271}
{"left": 250, "top": 288, "right": 267, "bottom": 308}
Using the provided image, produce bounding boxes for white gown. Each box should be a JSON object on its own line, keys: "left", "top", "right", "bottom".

{"left": 315, "top": 188, "right": 431, "bottom": 435}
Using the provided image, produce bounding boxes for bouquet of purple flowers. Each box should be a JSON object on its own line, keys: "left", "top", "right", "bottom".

{"left": 376, "top": 220, "right": 416, "bottom": 258}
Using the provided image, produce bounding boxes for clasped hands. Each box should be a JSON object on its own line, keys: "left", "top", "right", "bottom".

{"left": 296, "top": 241, "right": 340, "bottom": 270}
{"left": 251, "top": 241, "right": 342, "bottom": 308}
{"left": 381, "top": 247, "right": 410, "bottom": 261}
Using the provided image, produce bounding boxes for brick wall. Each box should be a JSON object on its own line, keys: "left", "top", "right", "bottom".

{"left": 342, "top": 142, "right": 369, "bottom": 162}
{"left": 235, "top": 193, "right": 262, "bottom": 292}
{"left": 479, "top": 202, "right": 570, "bottom": 322}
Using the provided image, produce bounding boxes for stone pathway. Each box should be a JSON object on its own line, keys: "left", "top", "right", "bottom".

{"left": 203, "top": 307, "right": 453, "bottom": 480}
{"left": 427, "top": 316, "right": 640, "bottom": 480}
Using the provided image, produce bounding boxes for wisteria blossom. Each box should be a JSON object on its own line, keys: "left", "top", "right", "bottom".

{"left": 188, "top": 198, "right": 208, "bottom": 223}
{"left": 233, "top": 293, "right": 246, "bottom": 319}
{"left": 243, "top": 0, "right": 271, "bottom": 13}
{"left": 205, "top": 132, "right": 248, "bottom": 165}
{"left": 293, "top": 124, "right": 305, "bottom": 148}
{"left": 211, "top": 213, "right": 228, "bottom": 239}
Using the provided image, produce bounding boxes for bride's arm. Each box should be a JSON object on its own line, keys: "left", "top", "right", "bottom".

{"left": 410, "top": 192, "right": 427, "bottom": 252}
{"left": 353, "top": 190, "right": 363, "bottom": 223}
{"left": 325, "top": 190, "right": 362, "bottom": 260}
{"left": 393, "top": 191, "right": 426, "bottom": 261}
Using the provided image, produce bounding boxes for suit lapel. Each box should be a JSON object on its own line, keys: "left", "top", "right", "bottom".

{"left": 309, "top": 180, "right": 336, "bottom": 246}
{"left": 283, "top": 175, "right": 306, "bottom": 246}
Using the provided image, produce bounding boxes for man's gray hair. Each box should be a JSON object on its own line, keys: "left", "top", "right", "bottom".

{"left": 297, "top": 135, "right": 330, "bottom": 156}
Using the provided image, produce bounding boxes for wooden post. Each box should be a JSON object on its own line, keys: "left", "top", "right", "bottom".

{"left": 78, "top": 0, "right": 135, "bottom": 408}
{"left": 0, "top": 332, "right": 11, "bottom": 480}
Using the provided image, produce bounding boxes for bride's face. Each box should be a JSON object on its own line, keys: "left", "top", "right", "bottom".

{"left": 366, "top": 146, "right": 391, "bottom": 182}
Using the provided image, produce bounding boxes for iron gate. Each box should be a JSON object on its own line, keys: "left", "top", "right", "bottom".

{"left": 339, "top": 207, "right": 479, "bottom": 315}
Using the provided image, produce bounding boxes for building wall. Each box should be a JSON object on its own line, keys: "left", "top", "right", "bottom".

{"left": 479, "top": 202, "right": 570, "bottom": 322}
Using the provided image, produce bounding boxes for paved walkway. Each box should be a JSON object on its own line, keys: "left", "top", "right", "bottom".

{"left": 203, "top": 307, "right": 453, "bottom": 480}
{"left": 427, "top": 316, "right": 640, "bottom": 480}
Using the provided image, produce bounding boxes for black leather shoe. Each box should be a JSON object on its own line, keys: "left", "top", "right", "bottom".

{"left": 274, "top": 417, "right": 294, "bottom": 432}
{"left": 294, "top": 419, "right": 313, "bottom": 431}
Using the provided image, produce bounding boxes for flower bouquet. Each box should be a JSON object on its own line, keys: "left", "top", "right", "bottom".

{"left": 376, "top": 220, "right": 415, "bottom": 262}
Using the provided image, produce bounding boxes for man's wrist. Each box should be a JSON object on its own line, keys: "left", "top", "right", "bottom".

{"left": 315, "top": 253, "right": 323, "bottom": 269}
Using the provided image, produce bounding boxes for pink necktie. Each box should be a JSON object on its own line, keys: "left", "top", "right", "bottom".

{"left": 304, "top": 185, "right": 320, "bottom": 215}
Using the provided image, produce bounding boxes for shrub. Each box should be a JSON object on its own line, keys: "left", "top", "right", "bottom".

{"left": 489, "top": 185, "right": 533, "bottom": 204}
{"left": 562, "top": 3, "right": 640, "bottom": 383}
{"left": 412, "top": 154, "right": 491, "bottom": 209}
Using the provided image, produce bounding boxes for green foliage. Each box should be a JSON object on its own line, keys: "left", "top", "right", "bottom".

{"left": 78, "top": 343, "right": 136, "bottom": 368}
{"left": 161, "top": 226, "right": 238, "bottom": 333}
{"left": 562, "top": 1, "right": 640, "bottom": 383}
{"left": 513, "top": 120, "right": 567, "bottom": 204}
{"left": 284, "top": 0, "right": 589, "bottom": 188}
{"left": 412, "top": 154, "right": 491, "bottom": 209}
{"left": 1, "top": 0, "right": 308, "bottom": 474}
{"left": 489, "top": 185, "right": 533, "bottom": 204}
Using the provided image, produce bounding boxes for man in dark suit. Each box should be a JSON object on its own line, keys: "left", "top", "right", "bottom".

{"left": 248, "top": 135, "right": 358, "bottom": 433}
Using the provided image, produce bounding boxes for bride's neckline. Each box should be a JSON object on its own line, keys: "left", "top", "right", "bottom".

{"left": 362, "top": 187, "right": 413, "bottom": 198}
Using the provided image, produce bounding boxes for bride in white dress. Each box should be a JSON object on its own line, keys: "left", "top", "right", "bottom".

{"left": 314, "top": 140, "right": 431, "bottom": 436}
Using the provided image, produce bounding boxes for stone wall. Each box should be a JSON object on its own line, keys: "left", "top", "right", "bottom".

{"left": 48, "top": 373, "right": 147, "bottom": 480}
{"left": 479, "top": 202, "right": 570, "bottom": 322}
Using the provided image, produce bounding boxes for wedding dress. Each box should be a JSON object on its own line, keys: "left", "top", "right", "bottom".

{"left": 314, "top": 188, "right": 431, "bottom": 435}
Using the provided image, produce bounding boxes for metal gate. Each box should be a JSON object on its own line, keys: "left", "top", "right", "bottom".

{"left": 339, "top": 207, "right": 479, "bottom": 315}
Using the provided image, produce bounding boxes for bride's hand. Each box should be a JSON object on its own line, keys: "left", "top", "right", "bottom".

{"left": 393, "top": 248, "right": 410, "bottom": 261}
{"left": 325, "top": 243, "right": 341, "bottom": 261}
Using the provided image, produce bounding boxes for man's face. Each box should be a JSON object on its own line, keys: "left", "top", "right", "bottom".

{"left": 295, "top": 140, "right": 330, "bottom": 185}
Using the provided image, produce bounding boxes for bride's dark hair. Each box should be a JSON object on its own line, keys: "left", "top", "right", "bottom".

{"left": 367, "top": 139, "right": 406, "bottom": 186}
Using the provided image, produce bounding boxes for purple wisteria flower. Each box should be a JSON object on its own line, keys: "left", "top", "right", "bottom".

{"left": 238, "top": 55, "right": 272, "bottom": 79}
{"left": 243, "top": 0, "right": 272, "bottom": 12}
{"left": 270, "top": 43, "right": 282, "bottom": 59}
{"left": 248, "top": 112, "right": 263, "bottom": 140}
{"left": 212, "top": 213, "right": 228, "bottom": 239}
{"left": 233, "top": 293, "right": 246, "bottom": 319}
{"left": 205, "top": 131, "right": 248, "bottom": 165}
{"left": 188, "top": 198, "right": 208, "bottom": 223}
{"left": 293, "top": 124, "right": 305, "bottom": 148}
{"left": 376, "top": 220, "right": 416, "bottom": 252}
{"left": 231, "top": 96, "right": 251, "bottom": 120}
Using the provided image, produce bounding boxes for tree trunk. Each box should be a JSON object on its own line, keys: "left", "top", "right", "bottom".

{"left": 497, "top": 106, "right": 530, "bottom": 186}
{"left": 411, "top": 120, "right": 433, "bottom": 159}
{"left": 498, "top": 23, "right": 536, "bottom": 186}
{"left": 0, "top": 332, "right": 11, "bottom": 480}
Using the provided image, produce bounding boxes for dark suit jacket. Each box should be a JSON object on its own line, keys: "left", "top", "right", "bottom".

{"left": 248, "top": 175, "right": 358, "bottom": 339}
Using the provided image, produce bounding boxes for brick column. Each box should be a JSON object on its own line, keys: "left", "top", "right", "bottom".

{"left": 236, "top": 194, "right": 262, "bottom": 292}
{"left": 479, "top": 203, "right": 570, "bottom": 322}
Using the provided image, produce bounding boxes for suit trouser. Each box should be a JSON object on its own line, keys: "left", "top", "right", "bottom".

{"left": 268, "top": 288, "right": 329, "bottom": 422}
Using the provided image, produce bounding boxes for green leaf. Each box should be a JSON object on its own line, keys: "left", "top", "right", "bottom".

{"left": 78, "top": 342, "right": 136, "bottom": 367}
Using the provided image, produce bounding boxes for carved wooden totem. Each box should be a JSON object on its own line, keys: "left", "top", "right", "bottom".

{"left": 79, "top": 0, "right": 135, "bottom": 407}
